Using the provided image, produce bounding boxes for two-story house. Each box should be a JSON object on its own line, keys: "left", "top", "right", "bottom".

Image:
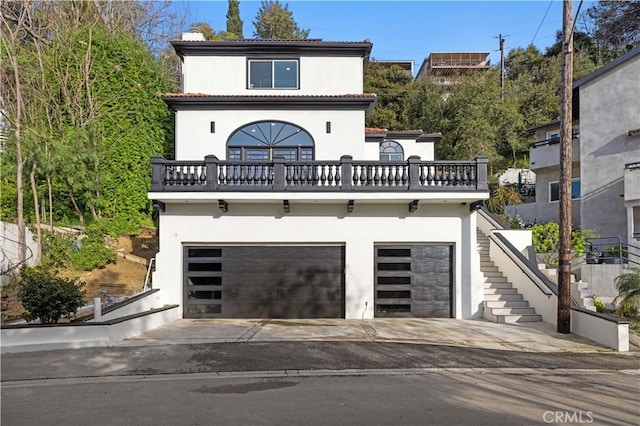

{"left": 510, "top": 46, "right": 640, "bottom": 254}
{"left": 148, "top": 33, "right": 490, "bottom": 320}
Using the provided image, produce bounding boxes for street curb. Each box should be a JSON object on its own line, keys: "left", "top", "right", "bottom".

{"left": 3, "top": 367, "right": 639, "bottom": 388}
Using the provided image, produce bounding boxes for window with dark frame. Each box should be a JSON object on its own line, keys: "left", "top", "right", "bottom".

{"left": 227, "top": 121, "right": 314, "bottom": 161}
{"left": 248, "top": 59, "right": 298, "bottom": 89}
{"left": 379, "top": 140, "right": 404, "bottom": 161}
{"left": 549, "top": 178, "right": 580, "bottom": 202}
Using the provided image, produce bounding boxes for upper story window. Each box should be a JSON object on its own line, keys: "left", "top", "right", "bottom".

{"left": 248, "top": 59, "right": 299, "bottom": 89}
{"left": 379, "top": 140, "right": 404, "bottom": 161}
{"left": 549, "top": 178, "right": 580, "bottom": 202}
{"left": 227, "top": 120, "right": 314, "bottom": 161}
{"left": 546, "top": 131, "right": 560, "bottom": 142}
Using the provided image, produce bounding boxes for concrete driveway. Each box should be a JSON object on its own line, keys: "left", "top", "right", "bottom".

{"left": 118, "top": 318, "right": 623, "bottom": 353}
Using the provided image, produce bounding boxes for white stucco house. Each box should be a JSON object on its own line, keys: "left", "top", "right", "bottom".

{"left": 148, "top": 33, "right": 494, "bottom": 320}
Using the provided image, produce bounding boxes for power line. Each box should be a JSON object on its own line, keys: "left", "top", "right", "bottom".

{"left": 531, "top": 0, "right": 554, "bottom": 45}
{"left": 570, "top": 0, "right": 584, "bottom": 39}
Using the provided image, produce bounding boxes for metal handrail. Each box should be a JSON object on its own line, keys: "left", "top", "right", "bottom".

{"left": 488, "top": 232, "right": 555, "bottom": 297}
{"left": 143, "top": 258, "right": 155, "bottom": 292}
{"left": 585, "top": 237, "right": 639, "bottom": 265}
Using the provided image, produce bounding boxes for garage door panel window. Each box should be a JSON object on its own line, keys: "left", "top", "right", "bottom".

{"left": 187, "top": 263, "right": 221, "bottom": 272}
{"left": 185, "top": 304, "right": 222, "bottom": 315}
{"left": 377, "top": 262, "right": 411, "bottom": 271}
{"left": 187, "top": 248, "right": 222, "bottom": 258}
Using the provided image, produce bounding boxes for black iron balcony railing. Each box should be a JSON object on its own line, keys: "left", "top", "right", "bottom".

{"left": 532, "top": 130, "right": 580, "bottom": 148}
{"left": 150, "top": 155, "right": 489, "bottom": 192}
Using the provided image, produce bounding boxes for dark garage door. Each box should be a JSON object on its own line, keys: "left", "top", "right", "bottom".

{"left": 184, "top": 246, "right": 345, "bottom": 319}
{"left": 375, "top": 245, "right": 453, "bottom": 318}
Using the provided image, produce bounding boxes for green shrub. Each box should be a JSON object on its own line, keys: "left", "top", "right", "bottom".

{"left": 40, "top": 225, "right": 116, "bottom": 272}
{"left": 531, "top": 222, "right": 560, "bottom": 254}
{"left": 72, "top": 241, "right": 116, "bottom": 271}
{"left": 604, "top": 245, "right": 628, "bottom": 259}
{"left": 16, "top": 267, "right": 86, "bottom": 324}
{"left": 530, "top": 222, "right": 596, "bottom": 267}
{"left": 614, "top": 268, "right": 640, "bottom": 319}
{"left": 41, "top": 231, "right": 75, "bottom": 269}
{"left": 593, "top": 298, "right": 606, "bottom": 313}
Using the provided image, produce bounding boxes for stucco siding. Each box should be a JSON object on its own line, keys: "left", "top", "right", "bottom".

{"left": 152, "top": 202, "right": 479, "bottom": 320}
{"left": 175, "top": 109, "right": 366, "bottom": 161}
{"left": 579, "top": 55, "right": 640, "bottom": 240}
{"left": 182, "top": 56, "right": 364, "bottom": 95}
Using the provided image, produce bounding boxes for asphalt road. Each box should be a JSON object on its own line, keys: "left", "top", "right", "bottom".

{"left": 2, "top": 369, "right": 639, "bottom": 426}
{"left": 2, "top": 341, "right": 639, "bottom": 425}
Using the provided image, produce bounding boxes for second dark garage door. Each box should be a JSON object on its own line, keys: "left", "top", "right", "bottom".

{"left": 184, "top": 245, "right": 345, "bottom": 319}
{"left": 375, "top": 245, "right": 453, "bottom": 318}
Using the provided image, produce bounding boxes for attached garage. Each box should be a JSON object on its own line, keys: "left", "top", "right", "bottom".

{"left": 183, "top": 245, "right": 345, "bottom": 318}
{"left": 374, "top": 245, "right": 453, "bottom": 318}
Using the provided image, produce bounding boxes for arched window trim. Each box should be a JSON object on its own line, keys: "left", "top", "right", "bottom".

{"left": 379, "top": 140, "right": 404, "bottom": 161}
{"left": 227, "top": 120, "right": 315, "bottom": 161}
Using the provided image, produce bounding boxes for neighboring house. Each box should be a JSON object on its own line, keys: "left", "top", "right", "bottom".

{"left": 148, "top": 34, "right": 490, "bottom": 320}
{"left": 510, "top": 46, "right": 640, "bottom": 248}
{"left": 370, "top": 60, "right": 414, "bottom": 77}
{"left": 414, "top": 52, "right": 490, "bottom": 85}
{"left": 509, "top": 121, "right": 581, "bottom": 226}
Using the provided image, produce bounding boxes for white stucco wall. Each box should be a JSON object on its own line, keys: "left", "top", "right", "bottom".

{"left": 390, "top": 139, "right": 435, "bottom": 162}
{"left": 175, "top": 109, "right": 367, "bottom": 161}
{"left": 152, "top": 202, "right": 480, "bottom": 320}
{"left": 182, "top": 56, "right": 364, "bottom": 95}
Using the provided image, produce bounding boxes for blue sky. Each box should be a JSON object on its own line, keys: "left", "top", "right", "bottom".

{"left": 174, "top": 1, "right": 594, "bottom": 75}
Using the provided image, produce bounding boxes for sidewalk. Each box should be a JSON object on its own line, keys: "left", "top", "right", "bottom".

{"left": 118, "top": 318, "right": 626, "bottom": 353}
{"left": 3, "top": 319, "right": 639, "bottom": 383}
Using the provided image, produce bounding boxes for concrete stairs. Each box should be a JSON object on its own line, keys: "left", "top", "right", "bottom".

{"left": 477, "top": 230, "right": 542, "bottom": 323}
{"left": 571, "top": 280, "right": 596, "bottom": 311}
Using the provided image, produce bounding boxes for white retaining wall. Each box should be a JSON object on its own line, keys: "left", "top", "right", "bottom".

{"left": 1, "top": 306, "right": 179, "bottom": 353}
{"left": 478, "top": 210, "right": 630, "bottom": 351}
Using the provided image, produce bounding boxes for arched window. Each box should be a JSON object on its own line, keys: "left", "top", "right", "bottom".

{"left": 227, "top": 121, "right": 314, "bottom": 161}
{"left": 379, "top": 140, "right": 404, "bottom": 161}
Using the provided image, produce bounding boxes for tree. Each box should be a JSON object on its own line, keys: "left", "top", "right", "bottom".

{"left": 583, "top": 1, "right": 640, "bottom": 53}
{"left": 1, "top": 1, "right": 173, "bottom": 236}
{"left": 191, "top": 22, "right": 220, "bottom": 41}
{"left": 253, "top": 0, "right": 309, "bottom": 39}
{"left": 226, "top": 0, "right": 243, "bottom": 38}
{"left": 364, "top": 63, "right": 413, "bottom": 130}
{"left": 1, "top": 0, "right": 38, "bottom": 266}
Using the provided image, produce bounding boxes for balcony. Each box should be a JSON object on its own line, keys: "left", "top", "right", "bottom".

{"left": 150, "top": 155, "right": 489, "bottom": 194}
{"left": 624, "top": 162, "right": 640, "bottom": 202}
{"left": 529, "top": 134, "right": 580, "bottom": 171}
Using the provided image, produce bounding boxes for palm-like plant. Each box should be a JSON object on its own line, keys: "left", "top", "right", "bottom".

{"left": 614, "top": 268, "right": 640, "bottom": 318}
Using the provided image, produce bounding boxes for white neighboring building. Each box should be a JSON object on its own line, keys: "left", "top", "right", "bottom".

{"left": 148, "top": 35, "right": 490, "bottom": 320}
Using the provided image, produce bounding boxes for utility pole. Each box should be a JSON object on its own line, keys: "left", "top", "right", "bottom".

{"left": 558, "top": 0, "right": 574, "bottom": 334}
{"left": 499, "top": 34, "right": 505, "bottom": 100}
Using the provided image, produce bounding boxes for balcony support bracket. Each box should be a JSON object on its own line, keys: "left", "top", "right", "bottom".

{"left": 409, "top": 200, "right": 419, "bottom": 213}
{"left": 152, "top": 200, "right": 165, "bottom": 213}
{"left": 347, "top": 200, "right": 354, "bottom": 213}
{"left": 218, "top": 200, "right": 228, "bottom": 212}
{"left": 283, "top": 200, "right": 290, "bottom": 213}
